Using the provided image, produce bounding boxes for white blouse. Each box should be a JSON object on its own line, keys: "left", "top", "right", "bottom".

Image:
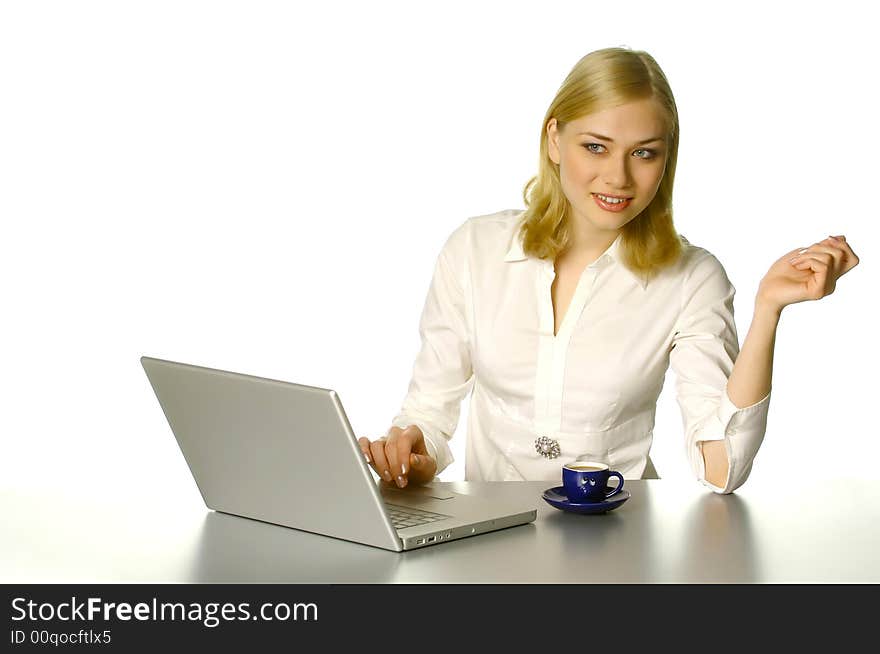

{"left": 391, "top": 209, "right": 771, "bottom": 494}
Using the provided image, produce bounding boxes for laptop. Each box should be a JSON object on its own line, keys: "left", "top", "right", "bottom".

{"left": 140, "top": 355, "right": 537, "bottom": 551}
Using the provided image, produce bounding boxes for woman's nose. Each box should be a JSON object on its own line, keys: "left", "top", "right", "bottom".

{"left": 602, "top": 157, "right": 633, "bottom": 188}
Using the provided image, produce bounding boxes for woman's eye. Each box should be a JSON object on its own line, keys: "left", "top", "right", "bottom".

{"left": 582, "top": 143, "right": 656, "bottom": 159}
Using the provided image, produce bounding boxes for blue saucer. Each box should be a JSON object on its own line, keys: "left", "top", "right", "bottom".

{"left": 542, "top": 485, "right": 631, "bottom": 514}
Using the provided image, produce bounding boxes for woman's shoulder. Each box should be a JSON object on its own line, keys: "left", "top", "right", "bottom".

{"left": 673, "top": 235, "right": 733, "bottom": 291}
{"left": 441, "top": 208, "right": 525, "bottom": 259}
{"left": 677, "top": 235, "right": 727, "bottom": 271}
{"left": 454, "top": 208, "right": 524, "bottom": 236}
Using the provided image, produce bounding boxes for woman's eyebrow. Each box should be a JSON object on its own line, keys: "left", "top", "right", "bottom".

{"left": 577, "top": 131, "right": 664, "bottom": 145}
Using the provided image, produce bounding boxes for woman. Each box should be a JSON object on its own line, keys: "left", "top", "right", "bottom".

{"left": 358, "top": 46, "right": 859, "bottom": 494}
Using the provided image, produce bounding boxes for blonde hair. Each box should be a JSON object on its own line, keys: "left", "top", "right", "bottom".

{"left": 519, "top": 46, "right": 683, "bottom": 280}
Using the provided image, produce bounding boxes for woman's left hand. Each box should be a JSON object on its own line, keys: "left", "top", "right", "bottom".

{"left": 757, "top": 235, "right": 860, "bottom": 312}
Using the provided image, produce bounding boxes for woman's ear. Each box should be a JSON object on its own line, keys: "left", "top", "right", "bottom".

{"left": 547, "top": 118, "right": 560, "bottom": 165}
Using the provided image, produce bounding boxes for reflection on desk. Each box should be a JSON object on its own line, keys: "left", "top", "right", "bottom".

{"left": 3, "top": 480, "right": 879, "bottom": 583}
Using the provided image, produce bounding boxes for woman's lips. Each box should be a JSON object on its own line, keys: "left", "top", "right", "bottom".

{"left": 592, "top": 193, "right": 632, "bottom": 212}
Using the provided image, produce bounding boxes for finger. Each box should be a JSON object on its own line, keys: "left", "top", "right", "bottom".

{"left": 818, "top": 238, "right": 849, "bottom": 261}
{"left": 780, "top": 247, "right": 806, "bottom": 262}
{"left": 795, "top": 257, "right": 829, "bottom": 278}
{"left": 402, "top": 423, "right": 427, "bottom": 471}
{"left": 407, "top": 452, "right": 438, "bottom": 484}
{"left": 382, "top": 427, "right": 403, "bottom": 486}
{"left": 790, "top": 248, "right": 837, "bottom": 268}
{"left": 791, "top": 253, "right": 831, "bottom": 270}
{"left": 793, "top": 256, "right": 833, "bottom": 297}
{"left": 798, "top": 242, "right": 841, "bottom": 259}
{"left": 366, "top": 440, "right": 386, "bottom": 480}
{"left": 394, "top": 438, "right": 415, "bottom": 487}
{"left": 357, "top": 437, "right": 373, "bottom": 464}
{"left": 370, "top": 439, "right": 393, "bottom": 483}
{"left": 830, "top": 235, "right": 860, "bottom": 270}
{"left": 410, "top": 452, "right": 437, "bottom": 475}
{"left": 383, "top": 435, "right": 404, "bottom": 488}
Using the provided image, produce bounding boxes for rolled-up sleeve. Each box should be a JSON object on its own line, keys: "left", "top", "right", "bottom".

{"left": 670, "top": 252, "right": 771, "bottom": 494}
{"left": 389, "top": 222, "right": 474, "bottom": 476}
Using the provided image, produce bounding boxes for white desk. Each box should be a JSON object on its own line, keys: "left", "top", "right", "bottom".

{"left": 4, "top": 479, "right": 878, "bottom": 583}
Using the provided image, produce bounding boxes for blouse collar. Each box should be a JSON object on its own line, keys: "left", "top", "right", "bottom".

{"left": 503, "top": 228, "right": 649, "bottom": 290}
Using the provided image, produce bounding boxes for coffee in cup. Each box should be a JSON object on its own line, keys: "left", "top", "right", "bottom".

{"left": 562, "top": 461, "right": 624, "bottom": 503}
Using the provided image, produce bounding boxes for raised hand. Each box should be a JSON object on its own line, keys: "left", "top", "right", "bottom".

{"left": 757, "top": 235, "right": 859, "bottom": 312}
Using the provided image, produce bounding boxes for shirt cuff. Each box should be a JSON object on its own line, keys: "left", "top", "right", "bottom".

{"left": 389, "top": 416, "right": 454, "bottom": 477}
{"left": 695, "top": 387, "right": 771, "bottom": 494}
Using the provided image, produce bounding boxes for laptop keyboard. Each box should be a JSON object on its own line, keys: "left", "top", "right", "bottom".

{"left": 385, "top": 503, "right": 451, "bottom": 530}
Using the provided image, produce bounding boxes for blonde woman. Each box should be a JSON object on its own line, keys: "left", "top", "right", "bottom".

{"left": 358, "top": 47, "right": 859, "bottom": 494}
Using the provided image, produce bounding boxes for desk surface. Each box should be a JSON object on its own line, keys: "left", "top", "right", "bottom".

{"left": 4, "top": 479, "right": 879, "bottom": 583}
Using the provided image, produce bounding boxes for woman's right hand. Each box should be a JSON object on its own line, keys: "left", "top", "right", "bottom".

{"left": 358, "top": 425, "right": 437, "bottom": 488}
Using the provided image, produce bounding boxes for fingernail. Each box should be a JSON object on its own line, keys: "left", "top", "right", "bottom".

{"left": 364, "top": 452, "right": 371, "bottom": 463}
{"left": 401, "top": 464, "right": 407, "bottom": 475}
{"left": 396, "top": 476, "right": 406, "bottom": 488}
{"left": 384, "top": 470, "right": 392, "bottom": 482}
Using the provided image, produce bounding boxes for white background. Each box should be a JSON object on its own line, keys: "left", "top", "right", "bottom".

{"left": 1, "top": 0, "right": 876, "bottom": 511}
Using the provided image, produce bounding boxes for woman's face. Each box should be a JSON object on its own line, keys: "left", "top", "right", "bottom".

{"left": 548, "top": 98, "right": 669, "bottom": 240}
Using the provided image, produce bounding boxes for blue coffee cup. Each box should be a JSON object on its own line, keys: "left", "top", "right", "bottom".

{"left": 562, "top": 461, "right": 624, "bottom": 503}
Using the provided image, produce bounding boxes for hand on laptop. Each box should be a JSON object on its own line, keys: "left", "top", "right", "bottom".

{"left": 358, "top": 425, "right": 437, "bottom": 489}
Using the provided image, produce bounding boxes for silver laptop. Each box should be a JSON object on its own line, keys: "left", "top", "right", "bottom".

{"left": 141, "top": 355, "right": 537, "bottom": 551}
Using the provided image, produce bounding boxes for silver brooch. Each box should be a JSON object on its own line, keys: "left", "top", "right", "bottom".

{"left": 534, "top": 435, "right": 560, "bottom": 459}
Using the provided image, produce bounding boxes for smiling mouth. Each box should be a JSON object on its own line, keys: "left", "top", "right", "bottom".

{"left": 592, "top": 193, "right": 633, "bottom": 211}
{"left": 593, "top": 193, "right": 633, "bottom": 201}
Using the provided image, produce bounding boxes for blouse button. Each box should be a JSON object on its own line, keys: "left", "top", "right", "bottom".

{"left": 534, "top": 435, "right": 560, "bottom": 459}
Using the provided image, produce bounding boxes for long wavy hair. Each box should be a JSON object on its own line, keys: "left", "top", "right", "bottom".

{"left": 519, "top": 46, "right": 683, "bottom": 280}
